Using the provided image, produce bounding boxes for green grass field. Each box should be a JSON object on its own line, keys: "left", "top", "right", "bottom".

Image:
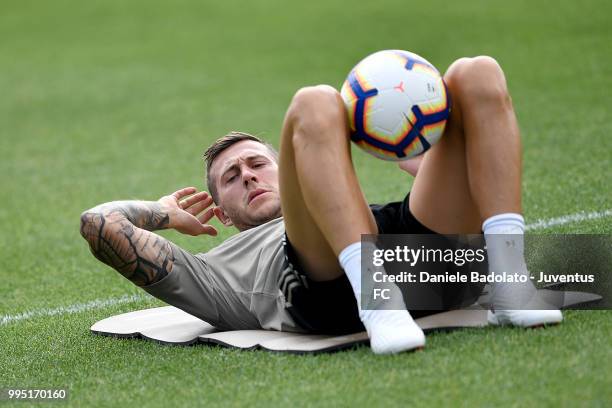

{"left": 1, "top": 0, "right": 611, "bottom": 406}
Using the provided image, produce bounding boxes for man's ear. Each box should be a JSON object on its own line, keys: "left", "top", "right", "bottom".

{"left": 213, "top": 207, "right": 233, "bottom": 227}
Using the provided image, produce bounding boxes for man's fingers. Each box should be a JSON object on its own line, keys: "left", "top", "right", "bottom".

{"left": 180, "top": 215, "right": 217, "bottom": 237}
{"left": 189, "top": 222, "right": 217, "bottom": 236}
{"left": 186, "top": 226, "right": 217, "bottom": 237}
{"left": 180, "top": 191, "right": 207, "bottom": 206}
{"left": 184, "top": 195, "right": 214, "bottom": 214}
{"left": 196, "top": 208, "right": 215, "bottom": 224}
{"left": 200, "top": 224, "right": 218, "bottom": 236}
{"left": 172, "top": 187, "right": 198, "bottom": 201}
{"left": 213, "top": 207, "right": 224, "bottom": 220}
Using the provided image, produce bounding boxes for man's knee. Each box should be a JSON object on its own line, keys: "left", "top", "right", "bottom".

{"left": 286, "top": 85, "right": 347, "bottom": 145}
{"left": 445, "top": 56, "right": 512, "bottom": 107}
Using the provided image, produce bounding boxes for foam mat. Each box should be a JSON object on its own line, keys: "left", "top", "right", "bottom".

{"left": 91, "top": 289, "right": 601, "bottom": 354}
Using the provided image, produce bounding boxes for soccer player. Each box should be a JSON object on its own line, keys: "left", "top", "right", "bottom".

{"left": 80, "top": 56, "right": 562, "bottom": 354}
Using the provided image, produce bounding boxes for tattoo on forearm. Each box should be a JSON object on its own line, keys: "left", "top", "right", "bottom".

{"left": 80, "top": 201, "right": 174, "bottom": 286}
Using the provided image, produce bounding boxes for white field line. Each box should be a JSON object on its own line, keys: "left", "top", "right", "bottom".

{"left": 525, "top": 209, "right": 612, "bottom": 231}
{"left": 1, "top": 209, "right": 610, "bottom": 327}
{"left": 0, "top": 293, "right": 150, "bottom": 326}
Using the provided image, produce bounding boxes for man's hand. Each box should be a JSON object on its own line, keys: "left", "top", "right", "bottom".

{"left": 80, "top": 187, "right": 220, "bottom": 286}
{"left": 159, "top": 187, "right": 219, "bottom": 237}
{"left": 397, "top": 156, "right": 423, "bottom": 177}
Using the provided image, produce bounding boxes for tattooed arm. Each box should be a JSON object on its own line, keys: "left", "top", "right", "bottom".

{"left": 80, "top": 187, "right": 218, "bottom": 286}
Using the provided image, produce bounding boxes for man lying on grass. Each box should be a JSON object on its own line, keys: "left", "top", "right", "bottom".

{"left": 80, "top": 56, "right": 561, "bottom": 354}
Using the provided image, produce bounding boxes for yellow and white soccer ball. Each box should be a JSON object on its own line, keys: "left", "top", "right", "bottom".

{"left": 341, "top": 50, "right": 451, "bottom": 161}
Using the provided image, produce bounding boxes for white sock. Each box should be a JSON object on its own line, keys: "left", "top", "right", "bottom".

{"left": 339, "top": 242, "right": 425, "bottom": 354}
{"left": 483, "top": 213, "right": 562, "bottom": 326}
{"left": 483, "top": 213, "right": 526, "bottom": 235}
{"left": 483, "top": 213, "right": 530, "bottom": 306}
{"left": 339, "top": 242, "right": 364, "bottom": 294}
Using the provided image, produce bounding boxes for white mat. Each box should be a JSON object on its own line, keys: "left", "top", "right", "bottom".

{"left": 91, "top": 289, "right": 601, "bottom": 354}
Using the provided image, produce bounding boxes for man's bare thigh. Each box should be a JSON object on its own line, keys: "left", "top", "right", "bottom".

{"left": 409, "top": 63, "right": 482, "bottom": 234}
{"left": 278, "top": 116, "right": 344, "bottom": 281}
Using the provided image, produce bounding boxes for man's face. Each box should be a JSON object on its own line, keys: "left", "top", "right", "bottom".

{"left": 211, "top": 140, "right": 282, "bottom": 231}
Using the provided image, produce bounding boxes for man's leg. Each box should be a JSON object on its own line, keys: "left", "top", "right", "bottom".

{"left": 410, "top": 56, "right": 519, "bottom": 233}
{"left": 279, "top": 85, "right": 424, "bottom": 353}
{"left": 278, "top": 86, "right": 376, "bottom": 282}
{"left": 409, "top": 56, "right": 561, "bottom": 326}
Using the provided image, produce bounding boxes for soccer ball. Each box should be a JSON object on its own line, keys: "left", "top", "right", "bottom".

{"left": 341, "top": 50, "right": 451, "bottom": 161}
